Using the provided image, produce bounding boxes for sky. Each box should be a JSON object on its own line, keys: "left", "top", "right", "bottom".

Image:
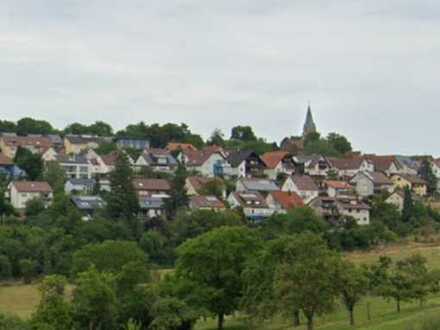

{"left": 0, "top": 0, "right": 439, "bottom": 155}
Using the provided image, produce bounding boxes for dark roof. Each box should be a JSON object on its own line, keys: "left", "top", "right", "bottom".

{"left": 227, "top": 150, "right": 260, "bottom": 167}
{"left": 71, "top": 196, "right": 105, "bottom": 210}
{"left": 289, "top": 175, "right": 318, "bottom": 191}
{"left": 239, "top": 178, "right": 279, "bottom": 192}
{"left": 232, "top": 191, "right": 268, "bottom": 208}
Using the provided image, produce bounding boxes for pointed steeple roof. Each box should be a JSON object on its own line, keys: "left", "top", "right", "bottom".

{"left": 303, "top": 104, "right": 317, "bottom": 137}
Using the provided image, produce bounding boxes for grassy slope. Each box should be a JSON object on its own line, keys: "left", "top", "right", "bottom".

{"left": 1, "top": 241, "right": 440, "bottom": 329}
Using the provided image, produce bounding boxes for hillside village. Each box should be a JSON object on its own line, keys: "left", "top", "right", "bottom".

{"left": 0, "top": 107, "right": 437, "bottom": 226}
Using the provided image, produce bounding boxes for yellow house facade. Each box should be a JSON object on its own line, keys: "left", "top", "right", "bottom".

{"left": 390, "top": 174, "right": 427, "bottom": 196}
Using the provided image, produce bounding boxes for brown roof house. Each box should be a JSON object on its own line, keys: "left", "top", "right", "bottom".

{"left": 189, "top": 195, "right": 226, "bottom": 211}
{"left": 281, "top": 175, "right": 319, "bottom": 204}
{"left": 309, "top": 196, "right": 370, "bottom": 226}
{"left": 266, "top": 191, "right": 304, "bottom": 214}
{"left": 179, "top": 147, "right": 229, "bottom": 177}
{"left": 8, "top": 181, "right": 53, "bottom": 211}
{"left": 261, "top": 151, "right": 295, "bottom": 179}
{"left": 328, "top": 157, "right": 374, "bottom": 179}
{"left": 0, "top": 135, "right": 52, "bottom": 158}
{"left": 166, "top": 143, "right": 198, "bottom": 153}
{"left": 391, "top": 174, "right": 427, "bottom": 197}
{"left": 227, "top": 191, "right": 274, "bottom": 221}
{"left": 184, "top": 176, "right": 226, "bottom": 198}
{"left": 133, "top": 178, "right": 171, "bottom": 198}
{"left": 364, "top": 155, "right": 402, "bottom": 176}
{"left": 324, "top": 180, "right": 353, "bottom": 198}
{"left": 351, "top": 171, "right": 393, "bottom": 197}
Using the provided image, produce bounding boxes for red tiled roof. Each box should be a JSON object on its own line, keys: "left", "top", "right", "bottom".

{"left": 269, "top": 191, "right": 304, "bottom": 210}
{"left": 261, "top": 151, "right": 289, "bottom": 169}
{"left": 364, "top": 155, "right": 398, "bottom": 172}
{"left": 2, "top": 136, "right": 52, "bottom": 150}
{"left": 0, "top": 153, "right": 13, "bottom": 166}
{"left": 325, "top": 180, "right": 351, "bottom": 190}
{"left": 12, "top": 181, "right": 52, "bottom": 193}
{"left": 101, "top": 152, "right": 120, "bottom": 166}
{"left": 190, "top": 195, "right": 225, "bottom": 209}
{"left": 133, "top": 178, "right": 171, "bottom": 191}
{"left": 166, "top": 143, "right": 197, "bottom": 152}
{"left": 184, "top": 148, "right": 222, "bottom": 166}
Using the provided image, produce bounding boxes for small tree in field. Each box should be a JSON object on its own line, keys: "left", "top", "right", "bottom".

{"left": 175, "top": 226, "right": 261, "bottom": 330}
{"left": 337, "top": 261, "right": 369, "bottom": 326}
{"left": 274, "top": 234, "right": 342, "bottom": 330}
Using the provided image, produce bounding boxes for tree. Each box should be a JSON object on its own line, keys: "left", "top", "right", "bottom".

{"left": 150, "top": 297, "right": 197, "bottom": 330}
{"left": 230, "top": 126, "right": 257, "bottom": 141}
{"left": 14, "top": 147, "right": 43, "bottom": 180}
{"left": 72, "top": 267, "right": 118, "bottom": 330}
{"left": 89, "top": 121, "right": 113, "bottom": 136}
{"left": 16, "top": 117, "right": 54, "bottom": 135}
{"left": 25, "top": 198, "right": 46, "bottom": 217}
{"left": 337, "top": 261, "right": 369, "bottom": 326}
{"left": 175, "top": 226, "right": 261, "bottom": 330}
{"left": 43, "top": 161, "right": 66, "bottom": 196}
{"left": 32, "top": 275, "right": 72, "bottom": 330}
{"left": 0, "top": 255, "right": 12, "bottom": 280}
{"left": 402, "top": 186, "right": 414, "bottom": 223}
{"left": 0, "top": 191, "right": 15, "bottom": 222}
{"left": 327, "top": 133, "right": 352, "bottom": 155}
{"left": 273, "top": 234, "right": 342, "bottom": 330}
{"left": 19, "top": 259, "right": 37, "bottom": 284}
{"left": 164, "top": 165, "right": 189, "bottom": 218}
{"left": 207, "top": 129, "right": 225, "bottom": 146}
{"left": 72, "top": 240, "right": 147, "bottom": 275}
{"left": 419, "top": 159, "right": 438, "bottom": 196}
{"left": 106, "top": 152, "right": 139, "bottom": 225}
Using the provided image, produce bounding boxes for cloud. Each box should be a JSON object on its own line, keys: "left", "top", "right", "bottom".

{"left": 0, "top": 0, "right": 439, "bottom": 155}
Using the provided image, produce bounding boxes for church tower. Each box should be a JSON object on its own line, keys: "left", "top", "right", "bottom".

{"left": 302, "top": 104, "right": 317, "bottom": 137}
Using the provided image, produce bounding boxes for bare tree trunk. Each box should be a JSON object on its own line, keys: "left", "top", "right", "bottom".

{"left": 396, "top": 298, "right": 401, "bottom": 313}
{"left": 217, "top": 313, "right": 224, "bottom": 330}
{"left": 293, "top": 310, "right": 301, "bottom": 327}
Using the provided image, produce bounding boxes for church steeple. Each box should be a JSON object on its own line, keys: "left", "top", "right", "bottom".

{"left": 303, "top": 103, "right": 317, "bottom": 137}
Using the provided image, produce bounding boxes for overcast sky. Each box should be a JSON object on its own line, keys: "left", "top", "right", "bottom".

{"left": 1, "top": 1, "right": 439, "bottom": 155}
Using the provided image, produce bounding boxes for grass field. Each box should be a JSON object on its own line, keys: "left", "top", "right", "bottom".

{"left": 2, "top": 241, "right": 440, "bottom": 329}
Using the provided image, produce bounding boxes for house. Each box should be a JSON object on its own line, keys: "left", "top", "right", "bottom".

{"left": 184, "top": 176, "right": 226, "bottom": 198}
{"left": 431, "top": 159, "right": 440, "bottom": 192}
{"left": 364, "top": 155, "right": 402, "bottom": 176}
{"left": 65, "top": 178, "right": 96, "bottom": 194}
{"left": 309, "top": 196, "right": 370, "bottom": 226}
{"left": 41, "top": 147, "right": 59, "bottom": 162}
{"left": 261, "top": 151, "right": 295, "bottom": 179}
{"left": 226, "top": 150, "right": 266, "bottom": 178}
{"left": 324, "top": 180, "right": 352, "bottom": 198}
{"left": 133, "top": 178, "right": 171, "bottom": 198}
{"left": 236, "top": 178, "right": 279, "bottom": 195}
{"left": 390, "top": 174, "right": 427, "bottom": 196}
{"left": 0, "top": 134, "right": 52, "bottom": 158}
{"left": 227, "top": 191, "right": 274, "bottom": 221}
{"left": 57, "top": 155, "right": 92, "bottom": 179}
{"left": 395, "top": 156, "right": 420, "bottom": 175}
{"left": 304, "top": 156, "right": 332, "bottom": 178}
{"left": 0, "top": 153, "right": 25, "bottom": 178}
{"left": 83, "top": 149, "right": 112, "bottom": 176}
{"left": 8, "top": 181, "right": 53, "bottom": 210}
{"left": 189, "top": 195, "right": 226, "bottom": 211}
{"left": 166, "top": 143, "right": 197, "bottom": 153}
{"left": 139, "top": 197, "right": 166, "bottom": 219}
{"left": 281, "top": 175, "right": 319, "bottom": 204}
{"left": 350, "top": 171, "right": 393, "bottom": 197}
{"left": 47, "top": 134, "right": 64, "bottom": 150}
{"left": 385, "top": 190, "right": 405, "bottom": 212}
{"left": 116, "top": 138, "right": 150, "bottom": 150}
{"left": 64, "top": 135, "right": 111, "bottom": 155}
{"left": 266, "top": 191, "right": 304, "bottom": 214}
{"left": 327, "top": 157, "right": 374, "bottom": 179}
{"left": 135, "top": 149, "right": 178, "bottom": 173}
{"left": 180, "top": 148, "right": 229, "bottom": 177}
{"left": 71, "top": 196, "right": 105, "bottom": 220}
